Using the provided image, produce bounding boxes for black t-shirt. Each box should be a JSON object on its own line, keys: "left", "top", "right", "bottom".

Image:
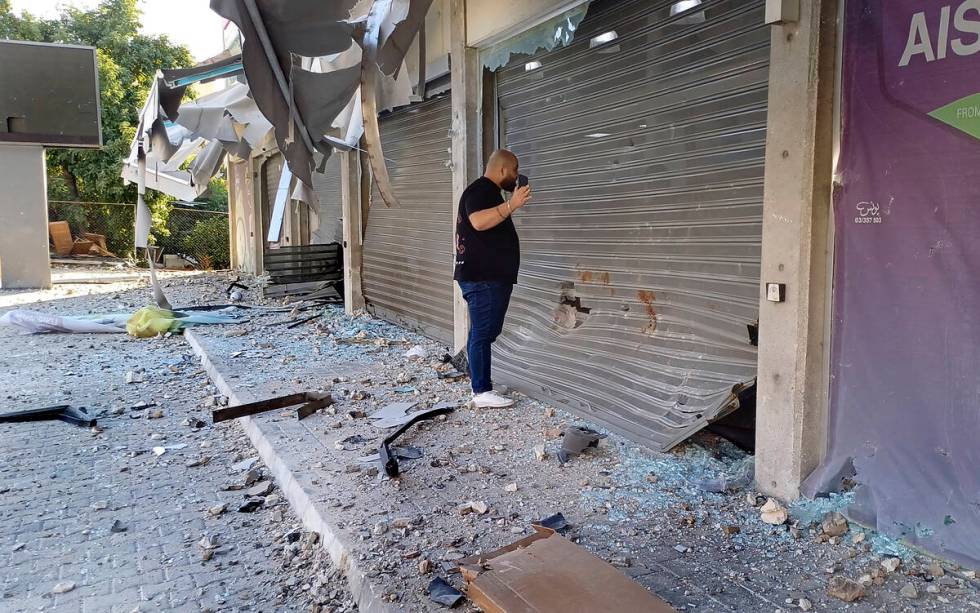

{"left": 453, "top": 177, "right": 520, "bottom": 284}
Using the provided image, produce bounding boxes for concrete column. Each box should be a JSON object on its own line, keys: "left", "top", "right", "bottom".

{"left": 341, "top": 150, "right": 365, "bottom": 313}
{"left": 755, "top": 0, "right": 838, "bottom": 501}
{"left": 0, "top": 145, "right": 51, "bottom": 289}
{"left": 449, "top": 0, "right": 480, "bottom": 353}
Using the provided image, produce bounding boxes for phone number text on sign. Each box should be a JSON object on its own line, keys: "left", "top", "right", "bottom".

{"left": 855, "top": 201, "right": 883, "bottom": 224}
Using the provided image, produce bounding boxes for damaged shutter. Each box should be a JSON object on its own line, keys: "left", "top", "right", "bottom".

{"left": 494, "top": 0, "right": 769, "bottom": 450}
{"left": 312, "top": 154, "right": 343, "bottom": 245}
{"left": 362, "top": 95, "right": 454, "bottom": 344}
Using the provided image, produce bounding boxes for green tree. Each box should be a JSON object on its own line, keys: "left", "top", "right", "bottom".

{"left": 0, "top": 0, "right": 193, "bottom": 244}
{"left": 195, "top": 174, "right": 230, "bottom": 212}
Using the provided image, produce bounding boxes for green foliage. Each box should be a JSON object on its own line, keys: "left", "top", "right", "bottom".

{"left": 182, "top": 215, "right": 231, "bottom": 270}
{"left": 0, "top": 0, "right": 193, "bottom": 227}
{"left": 195, "top": 173, "right": 230, "bottom": 212}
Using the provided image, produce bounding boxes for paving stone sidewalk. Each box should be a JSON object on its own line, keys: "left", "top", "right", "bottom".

{"left": 0, "top": 272, "right": 356, "bottom": 613}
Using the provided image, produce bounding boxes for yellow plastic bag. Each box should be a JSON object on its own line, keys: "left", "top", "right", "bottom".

{"left": 126, "top": 306, "right": 179, "bottom": 338}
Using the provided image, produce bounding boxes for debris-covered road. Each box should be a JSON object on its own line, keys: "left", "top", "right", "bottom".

{"left": 2, "top": 266, "right": 979, "bottom": 612}
{"left": 0, "top": 267, "right": 356, "bottom": 612}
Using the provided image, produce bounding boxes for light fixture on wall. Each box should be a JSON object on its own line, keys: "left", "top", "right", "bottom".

{"left": 670, "top": 0, "right": 706, "bottom": 24}
{"left": 589, "top": 31, "right": 619, "bottom": 48}
{"left": 525, "top": 61, "right": 542, "bottom": 72}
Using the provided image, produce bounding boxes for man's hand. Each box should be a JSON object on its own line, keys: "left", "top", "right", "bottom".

{"left": 510, "top": 185, "right": 531, "bottom": 209}
{"left": 468, "top": 186, "right": 532, "bottom": 231}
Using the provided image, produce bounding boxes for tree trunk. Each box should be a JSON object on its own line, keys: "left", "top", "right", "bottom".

{"left": 62, "top": 168, "right": 80, "bottom": 201}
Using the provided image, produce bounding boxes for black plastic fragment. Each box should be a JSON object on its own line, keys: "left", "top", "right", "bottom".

{"left": 536, "top": 512, "right": 570, "bottom": 534}
{"left": 427, "top": 577, "right": 464, "bottom": 607}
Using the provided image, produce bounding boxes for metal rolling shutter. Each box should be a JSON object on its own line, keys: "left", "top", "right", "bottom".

{"left": 494, "top": 0, "right": 769, "bottom": 450}
{"left": 312, "top": 154, "right": 343, "bottom": 245}
{"left": 362, "top": 96, "right": 454, "bottom": 343}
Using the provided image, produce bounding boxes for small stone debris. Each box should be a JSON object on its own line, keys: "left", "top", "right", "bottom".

{"left": 91, "top": 500, "right": 109, "bottom": 511}
{"left": 722, "top": 525, "right": 741, "bottom": 537}
{"left": 760, "top": 498, "right": 788, "bottom": 525}
{"left": 186, "top": 455, "right": 211, "bottom": 468}
{"left": 52, "top": 581, "right": 76, "bottom": 594}
{"left": 882, "top": 557, "right": 902, "bottom": 573}
{"left": 238, "top": 498, "right": 264, "bottom": 513}
{"left": 827, "top": 575, "right": 865, "bottom": 602}
{"left": 125, "top": 370, "right": 144, "bottom": 384}
{"left": 110, "top": 520, "right": 128, "bottom": 533}
{"left": 199, "top": 535, "right": 217, "bottom": 561}
{"left": 851, "top": 532, "right": 866, "bottom": 545}
{"left": 821, "top": 512, "right": 849, "bottom": 537}
{"left": 392, "top": 517, "right": 413, "bottom": 529}
{"left": 244, "top": 468, "right": 262, "bottom": 486}
{"left": 927, "top": 561, "right": 945, "bottom": 577}
{"left": 471, "top": 501, "right": 489, "bottom": 514}
{"left": 246, "top": 481, "right": 274, "bottom": 497}
{"left": 533, "top": 444, "right": 547, "bottom": 461}
{"left": 418, "top": 559, "right": 433, "bottom": 575}
{"left": 544, "top": 407, "right": 556, "bottom": 417}
{"left": 899, "top": 583, "right": 919, "bottom": 599}
{"left": 12, "top": 542, "right": 25, "bottom": 552}
{"left": 232, "top": 457, "right": 259, "bottom": 472}
{"left": 504, "top": 483, "right": 518, "bottom": 493}
{"left": 674, "top": 545, "right": 690, "bottom": 554}
{"left": 746, "top": 492, "right": 764, "bottom": 507}
{"left": 798, "top": 597, "right": 813, "bottom": 611}
{"left": 147, "top": 409, "right": 164, "bottom": 419}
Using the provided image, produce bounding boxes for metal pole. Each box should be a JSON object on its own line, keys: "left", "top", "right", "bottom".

{"left": 242, "top": 0, "right": 317, "bottom": 156}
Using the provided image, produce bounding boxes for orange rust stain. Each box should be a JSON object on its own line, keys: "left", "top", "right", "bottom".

{"left": 598, "top": 272, "right": 611, "bottom": 285}
{"left": 579, "top": 271, "right": 594, "bottom": 283}
{"left": 636, "top": 290, "right": 658, "bottom": 333}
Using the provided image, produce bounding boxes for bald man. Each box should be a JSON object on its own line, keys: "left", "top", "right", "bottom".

{"left": 453, "top": 149, "right": 531, "bottom": 408}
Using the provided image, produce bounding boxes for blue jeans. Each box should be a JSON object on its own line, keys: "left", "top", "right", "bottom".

{"left": 458, "top": 281, "right": 513, "bottom": 394}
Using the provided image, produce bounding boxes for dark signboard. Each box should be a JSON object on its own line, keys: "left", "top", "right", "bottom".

{"left": 0, "top": 40, "right": 102, "bottom": 148}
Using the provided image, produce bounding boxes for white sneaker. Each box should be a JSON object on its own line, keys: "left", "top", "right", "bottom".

{"left": 472, "top": 391, "right": 515, "bottom": 408}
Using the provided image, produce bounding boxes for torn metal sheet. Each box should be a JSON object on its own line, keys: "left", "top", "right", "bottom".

{"left": 458, "top": 527, "right": 674, "bottom": 612}
{"left": 492, "top": 0, "right": 768, "bottom": 451}
{"left": 0, "top": 405, "right": 96, "bottom": 428}
{"left": 557, "top": 426, "right": 605, "bottom": 465}
{"left": 208, "top": 0, "right": 425, "bottom": 207}
{"left": 368, "top": 401, "right": 417, "bottom": 428}
{"left": 361, "top": 0, "right": 401, "bottom": 208}
{"left": 266, "top": 164, "right": 293, "bottom": 243}
{"left": 379, "top": 404, "right": 454, "bottom": 477}
{"left": 357, "top": 445, "right": 422, "bottom": 464}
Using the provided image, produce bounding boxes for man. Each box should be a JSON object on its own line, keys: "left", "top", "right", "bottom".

{"left": 453, "top": 149, "right": 531, "bottom": 408}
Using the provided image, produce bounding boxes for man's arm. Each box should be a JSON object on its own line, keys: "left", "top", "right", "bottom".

{"left": 469, "top": 186, "right": 531, "bottom": 231}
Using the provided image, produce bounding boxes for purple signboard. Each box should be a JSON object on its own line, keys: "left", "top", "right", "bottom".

{"left": 804, "top": 0, "right": 980, "bottom": 566}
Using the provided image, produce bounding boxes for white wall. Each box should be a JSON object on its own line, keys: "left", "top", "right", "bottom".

{"left": 0, "top": 145, "right": 50, "bottom": 289}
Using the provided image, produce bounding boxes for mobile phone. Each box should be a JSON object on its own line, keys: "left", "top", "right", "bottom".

{"left": 517, "top": 174, "right": 529, "bottom": 189}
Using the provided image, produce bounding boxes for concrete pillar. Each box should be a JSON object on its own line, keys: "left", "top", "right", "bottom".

{"left": 341, "top": 150, "right": 365, "bottom": 313}
{"left": 449, "top": 0, "right": 480, "bottom": 353}
{"left": 755, "top": 0, "right": 838, "bottom": 501}
{"left": 0, "top": 145, "right": 51, "bottom": 289}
